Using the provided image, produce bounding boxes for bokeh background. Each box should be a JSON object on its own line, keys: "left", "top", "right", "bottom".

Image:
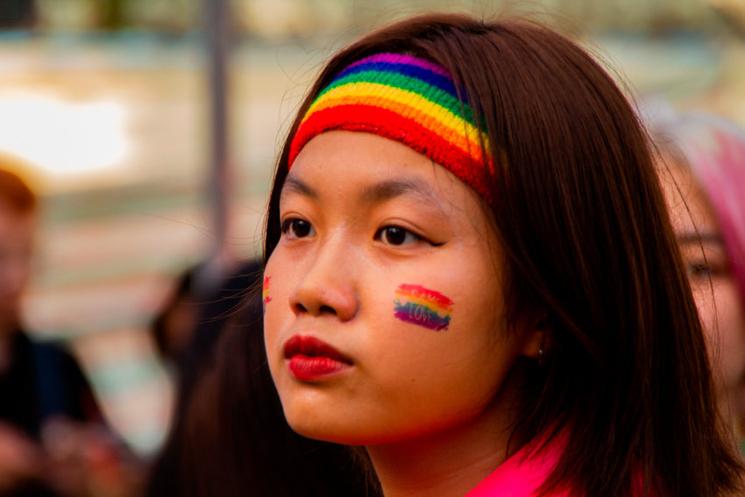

{"left": 1, "top": 0, "right": 744, "bottom": 457}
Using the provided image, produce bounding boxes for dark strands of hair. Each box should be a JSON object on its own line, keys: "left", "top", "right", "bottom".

{"left": 263, "top": 14, "right": 743, "bottom": 497}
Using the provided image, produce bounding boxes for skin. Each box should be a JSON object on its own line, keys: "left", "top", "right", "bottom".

{"left": 0, "top": 423, "right": 43, "bottom": 493}
{"left": 661, "top": 160, "right": 745, "bottom": 435}
{"left": 0, "top": 205, "right": 34, "bottom": 341}
{"left": 264, "top": 131, "right": 542, "bottom": 497}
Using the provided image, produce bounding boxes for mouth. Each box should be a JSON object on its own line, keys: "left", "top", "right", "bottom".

{"left": 283, "top": 335, "right": 353, "bottom": 381}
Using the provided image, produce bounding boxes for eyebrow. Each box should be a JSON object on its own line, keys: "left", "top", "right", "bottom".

{"left": 360, "top": 178, "right": 442, "bottom": 206}
{"left": 282, "top": 174, "right": 444, "bottom": 209}
{"left": 676, "top": 232, "right": 724, "bottom": 245}
{"left": 282, "top": 176, "right": 318, "bottom": 199}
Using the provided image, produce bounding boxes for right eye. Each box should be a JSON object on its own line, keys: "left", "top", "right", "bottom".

{"left": 686, "top": 258, "right": 728, "bottom": 281}
{"left": 280, "top": 218, "right": 315, "bottom": 240}
{"left": 687, "top": 262, "right": 713, "bottom": 280}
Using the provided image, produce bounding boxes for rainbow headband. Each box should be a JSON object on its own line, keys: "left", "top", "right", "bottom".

{"left": 288, "top": 53, "right": 493, "bottom": 202}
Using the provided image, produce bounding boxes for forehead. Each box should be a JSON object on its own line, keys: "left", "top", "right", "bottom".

{"left": 290, "top": 131, "right": 433, "bottom": 178}
{"left": 0, "top": 206, "right": 35, "bottom": 252}
{"left": 0, "top": 203, "right": 35, "bottom": 228}
{"left": 284, "top": 131, "right": 482, "bottom": 211}
{"left": 659, "top": 158, "right": 717, "bottom": 235}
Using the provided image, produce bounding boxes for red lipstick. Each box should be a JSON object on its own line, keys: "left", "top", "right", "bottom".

{"left": 283, "top": 335, "right": 352, "bottom": 381}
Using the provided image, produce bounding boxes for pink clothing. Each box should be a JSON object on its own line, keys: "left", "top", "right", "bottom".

{"left": 465, "top": 437, "right": 569, "bottom": 497}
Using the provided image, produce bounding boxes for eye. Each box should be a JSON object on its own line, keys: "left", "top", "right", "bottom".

{"left": 375, "top": 225, "right": 425, "bottom": 246}
{"left": 686, "top": 257, "right": 729, "bottom": 281}
{"left": 687, "top": 262, "right": 713, "bottom": 280}
{"left": 281, "top": 218, "right": 315, "bottom": 239}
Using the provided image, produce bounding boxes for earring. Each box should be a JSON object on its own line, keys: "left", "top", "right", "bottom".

{"left": 538, "top": 342, "right": 545, "bottom": 367}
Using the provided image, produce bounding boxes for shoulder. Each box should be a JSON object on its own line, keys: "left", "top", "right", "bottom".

{"left": 28, "top": 335, "right": 102, "bottom": 421}
{"left": 30, "top": 338, "right": 83, "bottom": 376}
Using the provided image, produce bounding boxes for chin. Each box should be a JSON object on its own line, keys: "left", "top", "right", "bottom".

{"left": 280, "top": 397, "right": 379, "bottom": 445}
{"left": 283, "top": 403, "right": 444, "bottom": 447}
{"left": 286, "top": 414, "right": 362, "bottom": 445}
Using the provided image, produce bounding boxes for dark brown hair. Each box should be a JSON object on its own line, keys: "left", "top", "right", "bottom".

{"left": 264, "top": 13, "right": 741, "bottom": 497}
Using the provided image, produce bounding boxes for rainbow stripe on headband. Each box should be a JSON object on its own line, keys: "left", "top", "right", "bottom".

{"left": 288, "top": 53, "right": 492, "bottom": 202}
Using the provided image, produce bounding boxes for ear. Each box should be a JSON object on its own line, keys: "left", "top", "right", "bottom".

{"left": 519, "top": 314, "right": 548, "bottom": 360}
{"left": 521, "top": 327, "right": 545, "bottom": 360}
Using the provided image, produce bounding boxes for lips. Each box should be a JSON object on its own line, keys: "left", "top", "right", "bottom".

{"left": 283, "top": 335, "right": 353, "bottom": 381}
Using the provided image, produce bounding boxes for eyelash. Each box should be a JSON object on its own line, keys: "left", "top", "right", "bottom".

{"left": 686, "top": 260, "right": 728, "bottom": 280}
{"left": 281, "top": 218, "right": 314, "bottom": 239}
{"left": 374, "top": 225, "right": 427, "bottom": 247}
{"left": 280, "top": 218, "right": 441, "bottom": 247}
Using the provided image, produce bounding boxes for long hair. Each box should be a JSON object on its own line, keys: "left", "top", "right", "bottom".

{"left": 263, "top": 14, "right": 742, "bottom": 497}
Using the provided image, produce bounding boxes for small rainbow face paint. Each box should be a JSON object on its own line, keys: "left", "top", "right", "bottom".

{"left": 393, "top": 284, "right": 454, "bottom": 331}
{"left": 263, "top": 276, "right": 272, "bottom": 305}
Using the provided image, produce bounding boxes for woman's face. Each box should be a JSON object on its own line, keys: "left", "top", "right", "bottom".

{"left": 663, "top": 161, "right": 745, "bottom": 421}
{"left": 264, "top": 131, "right": 539, "bottom": 445}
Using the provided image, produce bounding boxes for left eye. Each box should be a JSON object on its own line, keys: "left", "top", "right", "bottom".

{"left": 375, "top": 226, "right": 423, "bottom": 246}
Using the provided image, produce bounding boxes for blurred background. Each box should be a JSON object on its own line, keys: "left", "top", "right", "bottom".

{"left": 0, "top": 0, "right": 743, "bottom": 462}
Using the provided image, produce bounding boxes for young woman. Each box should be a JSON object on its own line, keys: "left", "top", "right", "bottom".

{"left": 652, "top": 110, "right": 745, "bottom": 449}
{"left": 260, "top": 13, "right": 742, "bottom": 497}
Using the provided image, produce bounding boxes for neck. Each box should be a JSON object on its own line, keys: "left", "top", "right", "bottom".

{"left": 367, "top": 372, "right": 524, "bottom": 497}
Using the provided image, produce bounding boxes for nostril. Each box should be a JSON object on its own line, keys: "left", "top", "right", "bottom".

{"left": 292, "top": 303, "right": 337, "bottom": 315}
{"left": 319, "top": 305, "right": 336, "bottom": 315}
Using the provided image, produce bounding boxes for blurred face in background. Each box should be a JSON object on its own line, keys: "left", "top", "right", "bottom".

{"left": 662, "top": 160, "right": 745, "bottom": 427}
{"left": 0, "top": 203, "right": 34, "bottom": 333}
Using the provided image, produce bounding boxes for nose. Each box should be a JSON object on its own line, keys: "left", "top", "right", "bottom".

{"left": 289, "top": 236, "right": 359, "bottom": 322}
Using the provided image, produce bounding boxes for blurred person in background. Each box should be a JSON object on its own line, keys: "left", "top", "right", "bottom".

{"left": 148, "top": 260, "right": 262, "bottom": 389}
{"left": 150, "top": 265, "right": 201, "bottom": 370}
{"left": 0, "top": 161, "right": 134, "bottom": 497}
{"left": 651, "top": 110, "right": 745, "bottom": 450}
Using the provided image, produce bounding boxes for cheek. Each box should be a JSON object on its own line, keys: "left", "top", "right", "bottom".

{"left": 361, "top": 323, "right": 509, "bottom": 443}
{"left": 377, "top": 253, "right": 504, "bottom": 370}
{"left": 262, "top": 275, "right": 273, "bottom": 305}
{"left": 262, "top": 256, "right": 294, "bottom": 360}
{"left": 718, "top": 292, "right": 745, "bottom": 372}
{"left": 367, "top": 281, "right": 506, "bottom": 406}
{"left": 692, "top": 283, "right": 719, "bottom": 333}
{"left": 384, "top": 276, "right": 496, "bottom": 341}
{"left": 700, "top": 280, "right": 745, "bottom": 385}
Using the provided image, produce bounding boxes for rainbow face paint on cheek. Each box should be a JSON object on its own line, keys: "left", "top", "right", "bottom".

{"left": 393, "top": 284, "right": 454, "bottom": 331}
{"left": 263, "top": 276, "right": 272, "bottom": 305}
